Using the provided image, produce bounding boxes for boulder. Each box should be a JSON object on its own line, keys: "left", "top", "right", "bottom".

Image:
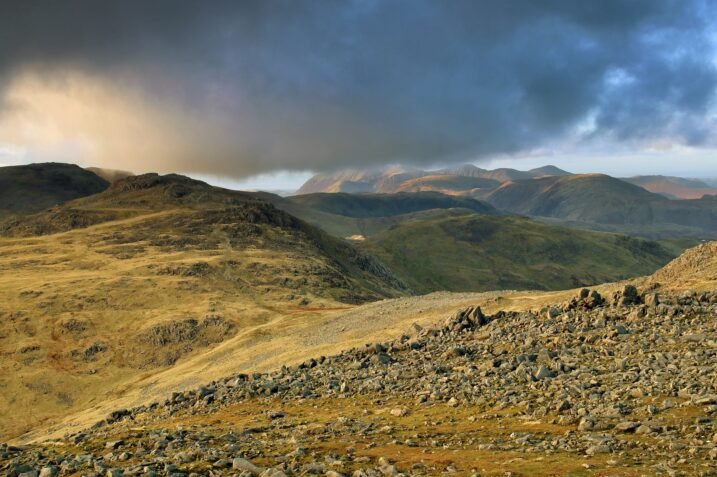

{"left": 233, "top": 457, "right": 264, "bottom": 475}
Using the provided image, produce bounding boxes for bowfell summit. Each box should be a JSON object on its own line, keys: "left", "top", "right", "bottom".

{"left": 2, "top": 1, "right": 717, "bottom": 476}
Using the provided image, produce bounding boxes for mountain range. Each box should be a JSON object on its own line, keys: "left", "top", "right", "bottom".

{"left": 296, "top": 165, "right": 717, "bottom": 239}
{"left": 295, "top": 164, "right": 573, "bottom": 195}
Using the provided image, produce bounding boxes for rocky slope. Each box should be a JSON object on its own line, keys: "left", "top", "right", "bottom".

{"left": 360, "top": 209, "right": 676, "bottom": 293}
{"left": 649, "top": 241, "right": 717, "bottom": 288}
{"left": 2, "top": 244, "right": 716, "bottom": 476}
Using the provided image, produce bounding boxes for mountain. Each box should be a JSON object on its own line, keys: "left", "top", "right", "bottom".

{"left": 485, "top": 174, "right": 662, "bottom": 222}
{"left": 0, "top": 162, "right": 109, "bottom": 219}
{"left": 295, "top": 164, "right": 571, "bottom": 195}
{"left": 0, "top": 173, "right": 409, "bottom": 439}
{"left": 360, "top": 209, "right": 676, "bottom": 293}
{"left": 85, "top": 166, "right": 134, "bottom": 183}
{"left": 0, "top": 173, "right": 408, "bottom": 300}
{"left": 484, "top": 173, "right": 717, "bottom": 238}
{"left": 528, "top": 165, "right": 573, "bottom": 177}
{"left": 624, "top": 175, "right": 717, "bottom": 199}
{"left": 295, "top": 169, "right": 716, "bottom": 239}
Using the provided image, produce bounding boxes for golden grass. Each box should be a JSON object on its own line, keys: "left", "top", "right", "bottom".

{"left": 1, "top": 213, "right": 712, "bottom": 446}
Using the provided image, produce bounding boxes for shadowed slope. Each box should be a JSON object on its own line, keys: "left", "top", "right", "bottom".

{"left": 286, "top": 191, "right": 498, "bottom": 218}
{"left": 0, "top": 163, "right": 109, "bottom": 219}
{"left": 485, "top": 174, "right": 717, "bottom": 237}
{"left": 296, "top": 164, "right": 571, "bottom": 194}
{"left": 360, "top": 209, "right": 676, "bottom": 293}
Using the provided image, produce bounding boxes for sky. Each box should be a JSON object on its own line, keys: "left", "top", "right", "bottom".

{"left": 1, "top": 0, "right": 717, "bottom": 187}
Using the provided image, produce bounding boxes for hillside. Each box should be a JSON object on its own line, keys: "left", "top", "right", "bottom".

{"left": 286, "top": 192, "right": 498, "bottom": 218}
{"left": 4, "top": 243, "right": 716, "bottom": 476}
{"left": 390, "top": 174, "right": 500, "bottom": 193}
{"left": 0, "top": 174, "right": 409, "bottom": 440}
{"left": 0, "top": 163, "right": 109, "bottom": 219}
{"left": 624, "top": 175, "right": 717, "bottom": 199}
{"left": 485, "top": 174, "right": 662, "bottom": 221}
{"left": 296, "top": 170, "right": 717, "bottom": 239}
{"left": 295, "top": 164, "right": 571, "bottom": 195}
{"left": 485, "top": 174, "right": 717, "bottom": 238}
{"left": 294, "top": 169, "right": 387, "bottom": 194}
{"left": 257, "top": 191, "right": 501, "bottom": 241}
{"left": 360, "top": 209, "right": 676, "bottom": 293}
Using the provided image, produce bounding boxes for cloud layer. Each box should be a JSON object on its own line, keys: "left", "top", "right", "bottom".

{"left": 0, "top": 0, "right": 715, "bottom": 176}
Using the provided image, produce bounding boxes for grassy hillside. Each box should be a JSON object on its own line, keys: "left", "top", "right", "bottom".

{"left": 485, "top": 173, "right": 717, "bottom": 237}
{"left": 0, "top": 173, "right": 409, "bottom": 439}
{"left": 296, "top": 164, "right": 571, "bottom": 194}
{"left": 485, "top": 174, "right": 662, "bottom": 221}
{"left": 260, "top": 191, "right": 500, "bottom": 239}
{"left": 361, "top": 209, "right": 677, "bottom": 293}
{"left": 0, "top": 162, "right": 109, "bottom": 219}
{"left": 534, "top": 215, "right": 711, "bottom": 241}
{"left": 287, "top": 191, "right": 498, "bottom": 218}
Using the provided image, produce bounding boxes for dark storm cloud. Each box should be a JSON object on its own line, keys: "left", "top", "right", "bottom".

{"left": 0, "top": 0, "right": 715, "bottom": 175}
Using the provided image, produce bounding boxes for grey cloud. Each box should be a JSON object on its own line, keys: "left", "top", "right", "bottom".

{"left": 0, "top": 0, "right": 715, "bottom": 176}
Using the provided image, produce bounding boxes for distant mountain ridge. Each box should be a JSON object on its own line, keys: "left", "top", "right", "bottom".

{"left": 484, "top": 174, "right": 717, "bottom": 238}
{"left": 623, "top": 175, "right": 717, "bottom": 199}
{"left": 296, "top": 165, "right": 717, "bottom": 239}
{"left": 295, "top": 164, "right": 572, "bottom": 195}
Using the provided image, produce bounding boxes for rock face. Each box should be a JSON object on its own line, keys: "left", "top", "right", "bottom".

{"left": 2, "top": 288, "right": 716, "bottom": 476}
